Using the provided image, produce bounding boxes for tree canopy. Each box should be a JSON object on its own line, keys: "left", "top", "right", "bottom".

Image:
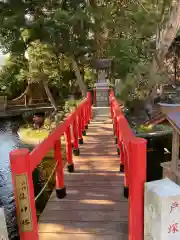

{"left": 0, "top": 0, "right": 179, "bottom": 106}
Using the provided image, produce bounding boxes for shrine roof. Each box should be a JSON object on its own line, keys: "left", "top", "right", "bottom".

{"left": 94, "top": 59, "right": 112, "bottom": 69}
{"left": 167, "top": 112, "right": 180, "bottom": 133}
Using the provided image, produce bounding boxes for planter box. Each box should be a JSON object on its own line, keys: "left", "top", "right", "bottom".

{"left": 136, "top": 130, "right": 172, "bottom": 182}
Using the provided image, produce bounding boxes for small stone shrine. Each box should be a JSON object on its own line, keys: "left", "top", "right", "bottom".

{"left": 160, "top": 111, "right": 180, "bottom": 183}
{"left": 94, "top": 59, "right": 112, "bottom": 107}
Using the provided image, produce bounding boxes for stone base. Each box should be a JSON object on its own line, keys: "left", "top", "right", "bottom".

{"left": 95, "top": 82, "right": 109, "bottom": 88}
{"left": 92, "top": 107, "right": 110, "bottom": 121}
{"left": 95, "top": 84, "right": 109, "bottom": 107}
{"left": 96, "top": 101, "right": 109, "bottom": 107}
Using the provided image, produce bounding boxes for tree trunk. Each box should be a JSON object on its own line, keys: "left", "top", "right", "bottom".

{"left": 155, "top": 1, "right": 180, "bottom": 70}
{"left": 174, "top": 54, "right": 177, "bottom": 85}
{"left": 89, "top": 0, "right": 106, "bottom": 58}
{"left": 43, "top": 82, "right": 58, "bottom": 111}
{"left": 72, "top": 58, "right": 87, "bottom": 97}
{"left": 150, "top": 0, "right": 180, "bottom": 98}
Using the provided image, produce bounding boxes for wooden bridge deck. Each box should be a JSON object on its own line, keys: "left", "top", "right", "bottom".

{"left": 38, "top": 119, "right": 128, "bottom": 239}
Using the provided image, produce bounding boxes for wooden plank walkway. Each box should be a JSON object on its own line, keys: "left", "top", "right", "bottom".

{"left": 38, "top": 119, "right": 128, "bottom": 239}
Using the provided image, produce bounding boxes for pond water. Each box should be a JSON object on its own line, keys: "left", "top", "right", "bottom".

{"left": 0, "top": 117, "right": 55, "bottom": 240}
{"left": 0, "top": 117, "right": 24, "bottom": 239}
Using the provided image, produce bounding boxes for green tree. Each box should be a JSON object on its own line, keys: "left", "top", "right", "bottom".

{"left": 0, "top": 0, "right": 180, "bottom": 107}
{"left": 0, "top": 0, "right": 95, "bottom": 97}
{"left": 0, "top": 55, "right": 27, "bottom": 98}
{"left": 43, "top": 1, "right": 94, "bottom": 96}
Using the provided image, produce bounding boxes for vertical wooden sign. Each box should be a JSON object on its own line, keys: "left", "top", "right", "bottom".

{"left": 15, "top": 174, "right": 33, "bottom": 232}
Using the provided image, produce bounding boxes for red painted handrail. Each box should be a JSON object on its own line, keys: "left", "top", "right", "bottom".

{"left": 10, "top": 92, "right": 92, "bottom": 240}
{"left": 93, "top": 88, "right": 96, "bottom": 106}
{"left": 109, "top": 90, "right": 147, "bottom": 240}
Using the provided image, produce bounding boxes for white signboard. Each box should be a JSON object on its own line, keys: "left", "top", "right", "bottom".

{"left": 144, "top": 178, "right": 180, "bottom": 240}
{"left": 0, "top": 208, "right": 9, "bottom": 240}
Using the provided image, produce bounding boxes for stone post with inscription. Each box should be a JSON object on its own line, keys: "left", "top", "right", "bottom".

{"left": 144, "top": 178, "right": 180, "bottom": 240}
{"left": 94, "top": 59, "right": 112, "bottom": 107}
{"left": 0, "top": 208, "right": 9, "bottom": 240}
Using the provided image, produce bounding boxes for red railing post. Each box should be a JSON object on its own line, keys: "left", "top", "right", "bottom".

{"left": 123, "top": 140, "right": 130, "bottom": 198}
{"left": 129, "top": 138, "right": 147, "bottom": 240}
{"left": 110, "top": 99, "right": 113, "bottom": 119}
{"left": 83, "top": 102, "right": 88, "bottom": 131}
{"left": 10, "top": 149, "right": 38, "bottom": 240}
{"left": 119, "top": 140, "right": 125, "bottom": 172}
{"left": 65, "top": 126, "right": 74, "bottom": 172}
{"left": 78, "top": 108, "right": 83, "bottom": 144}
{"left": 87, "top": 92, "right": 92, "bottom": 121}
{"left": 81, "top": 106, "right": 86, "bottom": 136}
{"left": 54, "top": 139, "right": 66, "bottom": 198}
{"left": 117, "top": 117, "right": 125, "bottom": 172}
{"left": 111, "top": 101, "right": 117, "bottom": 137}
{"left": 116, "top": 116, "right": 120, "bottom": 146}
{"left": 85, "top": 100, "right": 89, "bottom": 129}
{"left": 72, "top": 113, "right": 80, "bottom": 156}
{"left": 86, "top": 103, "right": 89, "bottom": 124}
{"left": 93, "top": 88, "right": 96, "bottom": 106}
{"left": 113, "top": 115, "right": 118, "bottom": 142}
{"left": 116, "top": 116, "right": 120, "bottom": 156}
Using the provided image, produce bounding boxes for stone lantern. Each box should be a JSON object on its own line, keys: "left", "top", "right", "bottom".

{"left": 94, "top": 58, "right": 112, "bottom": 107}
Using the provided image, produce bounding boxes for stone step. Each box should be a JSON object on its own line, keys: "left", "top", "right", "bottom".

{"left": 96, "top": 102, "right": 109, "bottom": 107}
{"left": 93, "top": 107, "right": 110, "bottom": 120}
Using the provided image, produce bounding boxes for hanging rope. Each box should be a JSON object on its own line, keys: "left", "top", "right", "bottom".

{"left": 35, "top": 162, "right": 58, "bottom": 202}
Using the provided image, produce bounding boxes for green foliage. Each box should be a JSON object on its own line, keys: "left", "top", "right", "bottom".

{"left": 0, "top": 55, "right": 27, "bottom": 97}
{"left": 63, "top": 98, "right": 82, "bottom": 114}
{"left": 27, "top": 40, "right": 60, "bottom": 82}
{"left": 84, "top": 67, "right": 96, "bottom": 88}
{"left": 108, "top": 39, "right": 140, "bottom": 79}
{"left": 103, "top": 0, "right": 173, "bottom": 103}
{"left": 135, "top": 124, "right": 172, "bottom": 134}
{"left": 0, "top": 0, "right": 176, "bottom": 104}
{"left": 0, "top": 0, "right": 95, "bottom": 98}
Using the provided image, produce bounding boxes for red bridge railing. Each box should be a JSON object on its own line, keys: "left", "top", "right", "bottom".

{"left": 10, "top": 93, "right": 92, "bottom": 240}
{"left": 109, "top": 90, "right": 147, "bottom": 240}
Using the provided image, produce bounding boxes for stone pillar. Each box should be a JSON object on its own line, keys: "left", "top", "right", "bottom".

{"left": 94, "top": 59, "right": 112, "bottom": 107}
{"left": 0, "top": 207, "right": 9, "bottom": 239}
{"left": 144, "top": 178, "right": 180, "bottom": 240}
{"left": 95, "top": 69, "right": 109, "bottom": 107}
